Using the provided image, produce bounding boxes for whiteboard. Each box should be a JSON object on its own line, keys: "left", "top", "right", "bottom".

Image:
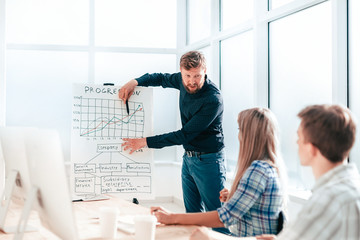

{"left": 71, "top": 83, "right": 154, "bottom": 200}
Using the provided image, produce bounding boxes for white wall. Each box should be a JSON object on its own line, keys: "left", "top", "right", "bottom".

{"left": 153, "top": 163, "right": 183, "bottom": 201}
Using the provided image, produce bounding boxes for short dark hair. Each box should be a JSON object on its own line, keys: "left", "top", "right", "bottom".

{"left": 298, "top": 104, "right": 356, "bottom": 163}
{"left": 180, "top": 51, "right": 206, "bottom": 70}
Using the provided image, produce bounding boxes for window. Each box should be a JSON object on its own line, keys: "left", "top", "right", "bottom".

{"left": 188, "top": 0, "right": 211, "bottom": 44}
{"left": 349, "top": 0, "right": 360, "bottom": 170}
{"left": 95, "top": 0, "right": 176, "bottom": 48}
{"left": 198, "top": 46, "right": 215, "bottom": 85}
{"left": 221, "top": 0, "right": 253, "bottom": 30}
{"left": 95, "top": 53, "right": 176, "bottom": 83}
{"left": 4, "top": 0, "right": 177, "bottom": 162}
{"left": 269, "top": 2, "right": 332, "bottom": 189}
{"left": 270, "top": 0, "right": 295, "bottom": 10}
{"left": 221, "top": 32, "right": 254, "bottom": 169}
{"left": 6, "top": 0, "right": 89, "bottom": 45}
{"left": 6, "top": 50, "right": 88, "bottom": 161}
{"left": 2, "top": 0, "right": 355, "bottom": 188}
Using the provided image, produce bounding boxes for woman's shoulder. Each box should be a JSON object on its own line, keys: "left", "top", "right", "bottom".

{"left": 250, "top": 160, "right": 274, "bottom": 169}
{"left": 246, "top": 160, "right": 278, "bottom": 178}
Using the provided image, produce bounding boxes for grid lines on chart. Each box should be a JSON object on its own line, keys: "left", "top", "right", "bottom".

{"left": 79, "top": 98, "right": 144, "bottom": 138}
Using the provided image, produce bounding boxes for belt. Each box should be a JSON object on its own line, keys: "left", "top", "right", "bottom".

{"left": 185, "top": 150, "right": 208, "bottom": 157}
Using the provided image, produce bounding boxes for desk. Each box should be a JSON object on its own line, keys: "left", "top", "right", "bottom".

{"left": 0, "top": 196, "right": 254, "bottom": 240}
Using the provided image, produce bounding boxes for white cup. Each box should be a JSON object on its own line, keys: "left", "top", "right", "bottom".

{"left": 134, "top": 215, "right": 157, "bottom": 240}
{"left": 99, "top": 206, "right": 119, "bottom": 239}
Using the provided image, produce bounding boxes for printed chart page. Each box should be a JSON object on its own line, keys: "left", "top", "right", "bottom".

{"left": 71, "top": 84, "right": 154, "bottom": 200}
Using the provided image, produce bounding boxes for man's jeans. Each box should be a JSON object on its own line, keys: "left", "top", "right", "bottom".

{"left": 182, "top": 150, "right": 230, "bottom": 234}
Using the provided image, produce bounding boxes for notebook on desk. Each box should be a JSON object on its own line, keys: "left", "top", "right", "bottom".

{"left": 72, "top": 194, "right": 110, "bottom": 202}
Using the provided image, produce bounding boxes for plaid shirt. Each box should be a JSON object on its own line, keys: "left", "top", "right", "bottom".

{"left": 217, "top": 160, "right": 284, "bottom": 237}
{"left": 278, "top": 163, "right": 360, "bottom": 240}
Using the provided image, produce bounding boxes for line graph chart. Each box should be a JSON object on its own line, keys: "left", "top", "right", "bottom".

{"left": 71, "top": 84, "right": 154, "bottom": 199}
{"left": 74, "top": 97, "right": 144, "bottom": 138}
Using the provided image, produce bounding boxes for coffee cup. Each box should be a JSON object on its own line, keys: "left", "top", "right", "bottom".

{"left": 99, "top": 206, "right": 119, "bottom": 239}
{"left": 134, "top": 215, "right": 157, "bottom": 240}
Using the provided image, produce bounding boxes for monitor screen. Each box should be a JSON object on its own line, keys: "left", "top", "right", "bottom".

{"left": 24, "top": 128, "right": 78, "bottom": 240}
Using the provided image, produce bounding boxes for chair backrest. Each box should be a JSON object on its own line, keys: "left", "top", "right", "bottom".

{"left": 277, "top": 211, "right": 284, "bottom": 234}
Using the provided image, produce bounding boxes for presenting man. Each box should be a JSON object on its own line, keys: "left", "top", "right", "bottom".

{"left": 119, "top": 51, "right": 228, "bottom": 233}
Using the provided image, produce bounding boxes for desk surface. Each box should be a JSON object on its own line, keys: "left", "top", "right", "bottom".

{"left": 1, "top": 196, "right": 254, "bottom": 240}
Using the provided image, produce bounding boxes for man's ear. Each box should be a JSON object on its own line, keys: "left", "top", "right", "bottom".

{"left": 309, "top": 143, "right": 319, "bottom": 157}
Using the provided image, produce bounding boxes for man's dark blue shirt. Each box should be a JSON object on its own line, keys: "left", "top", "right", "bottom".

{"left": 136, "top": 72, "right": 224, "bottom": 153}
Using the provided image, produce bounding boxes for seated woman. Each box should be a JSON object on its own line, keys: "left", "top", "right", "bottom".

{"left": 151, "top": 108, "right": 288, "bottom": 237}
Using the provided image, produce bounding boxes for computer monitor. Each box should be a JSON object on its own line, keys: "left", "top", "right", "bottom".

{"left": 23, "top": 128, "right": 78, "bottom": 240}
{"left": 0, "top": 127, "right": 36, "bottom": 234}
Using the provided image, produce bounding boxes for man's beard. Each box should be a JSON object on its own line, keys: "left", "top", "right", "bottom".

{"left": 183, "top": 82, "right": 203, "bottom": 94}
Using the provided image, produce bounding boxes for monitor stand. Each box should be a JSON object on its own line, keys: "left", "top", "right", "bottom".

{"left": 0, "top": 170, "right": 37, "bottom": 237}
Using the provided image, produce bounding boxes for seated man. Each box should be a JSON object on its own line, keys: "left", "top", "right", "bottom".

{"left": 257, "top": 104, "right": 360, "bottom": 240}
{"left": 190, "top": 104, "right": 360, "bottom": 240}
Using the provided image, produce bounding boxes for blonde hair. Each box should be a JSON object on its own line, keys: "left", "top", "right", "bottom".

{"left": 228, "top": 108, "right": 287, "bottom": 200}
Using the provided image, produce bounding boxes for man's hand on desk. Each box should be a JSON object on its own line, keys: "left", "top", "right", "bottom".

{"left": 122, "top": 138, "right": 147, "bottom": 154}
{"left": 150, "top": 206, "right": 175, "bottom": 224}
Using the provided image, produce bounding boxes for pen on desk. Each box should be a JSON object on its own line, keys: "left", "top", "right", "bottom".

{"left": 72, "top": 199, "right": 83, "bottom": 202}
{"left": 126, "top": 100, "right": 130, "bottom": 115}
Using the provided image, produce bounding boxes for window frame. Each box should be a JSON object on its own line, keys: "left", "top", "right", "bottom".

{"left": 0, "top": 0, "right": 353, "bottom": 184}
{"left": 181, "top": 0, "right": 348, "bottom": 186}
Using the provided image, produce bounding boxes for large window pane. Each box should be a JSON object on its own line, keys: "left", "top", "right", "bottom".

{"left": 6, "top": 0, "right": 89, "bottom": 45}
{"left": 198, "top": 46, "right": 216, "bottom": 86}
{"left": 221, "top": 32, "right": 254, "bottom": 170}
{"left": 95, "top": 53, "right": 178, "bottom": 161}
{"left": 269, "top": 2, "right": 331, "bottom": 189}
{"left": 221, "top": 0, "right": 253, "bottom": 30}
{"left": 270, "top": 0, "right": 294, "bottom": 10}
{"left": 6, "top": 50, "right": 88, "bottom": 162}
{"left": 188, "top": 0, "right": 211, "bottom": 44}
{"left": 95, "top": 53, "right": 176, "bottom": 84}
{"left": 95, "top": 0, "right": 176, "bottom": 48}
{"left": 349, "top": 0, "right": 360, "bottom": 170}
